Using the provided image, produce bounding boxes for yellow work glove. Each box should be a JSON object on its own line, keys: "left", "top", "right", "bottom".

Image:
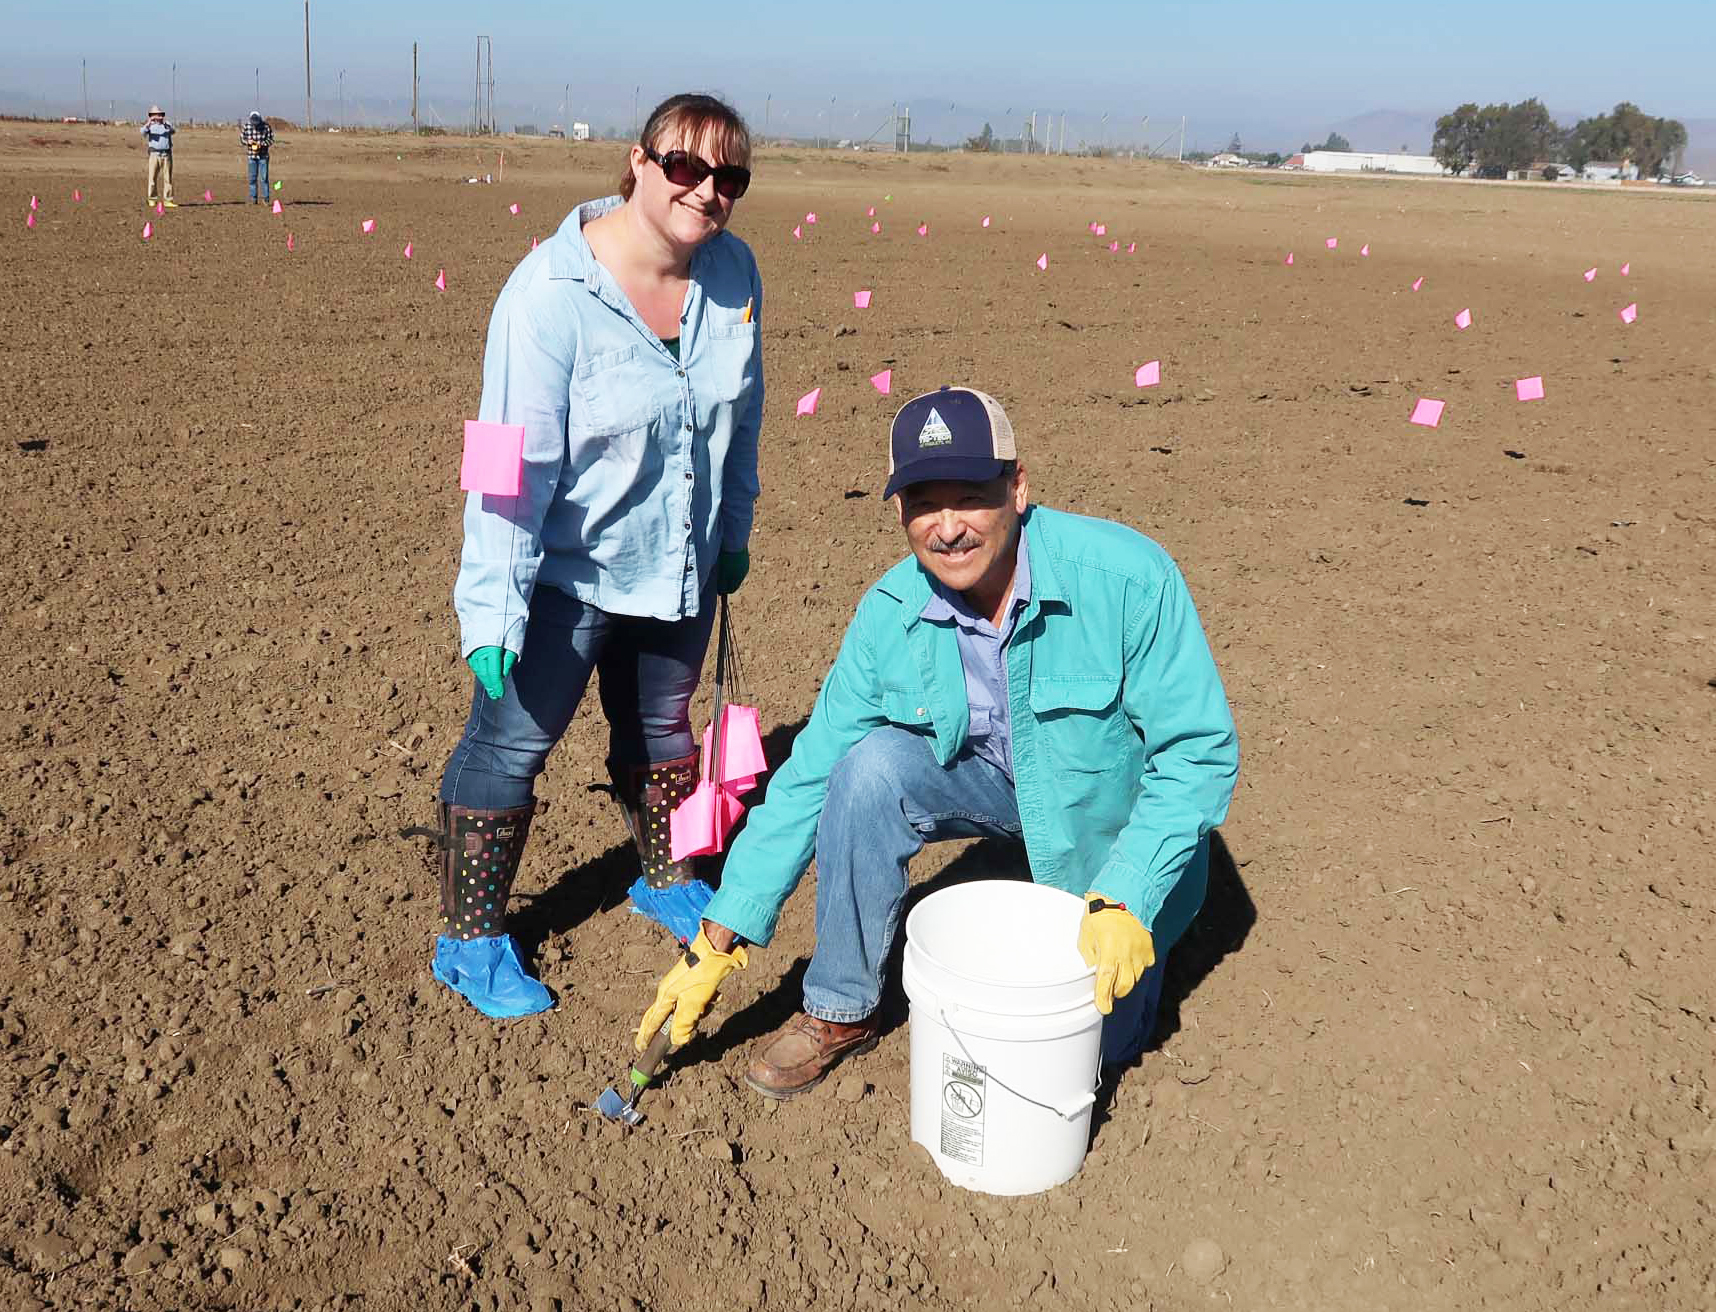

{"left": 635, "top": 929, "right": 749, "bottom": 1050}
{"left": 1077, "top": 894, "right": 1155, "bottom": 1015}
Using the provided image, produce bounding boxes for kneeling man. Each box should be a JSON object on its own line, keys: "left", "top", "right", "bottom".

{"left": 637, "top": 387, "right": 1239, "bottom": 1097}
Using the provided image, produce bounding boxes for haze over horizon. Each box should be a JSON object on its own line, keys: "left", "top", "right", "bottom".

{"left": 8, "top": 0, "right": 1713, "bottom": 156}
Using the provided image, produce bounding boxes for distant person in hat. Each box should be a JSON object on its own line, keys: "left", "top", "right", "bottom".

{"left": 241, "top": 111, "right": 275, "bottom": 203}
{"left": 141, "top": 106, "right": 176, "bottom": 207}
{"left": 636, "top": 386, "right": 1240, "bottom": 1098}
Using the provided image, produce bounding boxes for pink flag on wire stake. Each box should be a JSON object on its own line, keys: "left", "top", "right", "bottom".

{"left": 981, "top": 215, "right": 991, "bottom": 227}
{"left": 1412, "top": 276, "right": 1424, "bottom": 291}
{"left": 156, "top": 202, "right": 164, "bottom": 216}
{"left": 792, "top": 225, "right": 802, "bottom": 240}
{"left": 867, "top": 205, "right": 876, "bottom": 217}
{"left": 142, "top": 221, "right": 153, "bottom": 240}
{"left": 403, "top": 241, "right": 413, "bottom": 260}
{"left": 1326, "top": 237, "right": 1337, "bottom": 249}
{"left": 73, "top": 189, "right": 82, "bottom": 202}
{"left": 1361, "top": 243, "right": 1371, "bottom": 256}
{"left": 917, "top": 223, "right": 928, "bottom": 237}
{"left": 1128, "top": 242, "right": 1136, "bottom": 254}
{"left": 286, "top": 232, "right": 295, "bottom": 251}
{"left": 1135, "top": 361, "right": 1161, "bottom": 388}
{"left": 853, "top": 290, "right": 872, "bottom": 309}
{"left": 1619, "top": 303, "right": 1637, "bottom": 324}
{"left": 1095, "top": 224, "right": 1106, "bottom": 236}
{"left": 459, "top": 421, "right": 525, "bottom": 496}
{"left": 361, "top": 218, "right": 376, "bottom": 234}
{"left": 434, "top": 269, "right": 447, "bottom": 292}
{"left": 796, "top": 387, "right": 822, "bottom": 416}
{"left": 202, "top": 189, "right": 213, "bottom": 202}
{"left": 1582, "top": 267, "right": 1596, "bottom": 282}
{"left": 1515, "top": 375, "right": 1545, "bottom": 402}
{"left": 29, "top": 195, "right": 37, "bottom": 211}
{"left": 1036, "top": 252, "right": 1049, "bottom": 271}
{"left": 870, "top": 369, "right": 892, "bottom": 394}
{"left": 805, "top": 212, "right": 817, "bottom": 224}
{"left": 272, "top": 199, "right": 283, "bottom": 214}
{"left": 509, "top": 202, "right": 520, "bottom": 215}
{"left": 1408, "top": 398, "right": 1445, "bottom": 428}
{"left": 1454, "top": 308, "right": 1473, "bottom": 330}
{"left": 25, "top": 212, "right": 35, "bottom": 230}
{"left": 1620, "top": 262, "right": 1630, "bottom": 276}
{"left": 1285, "top": 252, "right": 1294, "bottom": 266}
{"left": 530, "top": 237, "right": 539, "bottom": 251}
{"left": 668, "top": 704, "right": 769, "bottom": 862}
{"left": 871, "top": 221, "right": 881, "bottom": 234}
{"left": 1109, "top": 241, "right": 1119, "bottom": 252}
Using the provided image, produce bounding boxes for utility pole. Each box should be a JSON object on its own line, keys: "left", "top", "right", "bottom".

{"left": 563, "top": 82, "right": 569, "bottom": 138}
{"left": 171, "top": 63, "right": 176, "bottom": 119}
{"left": 632, "top": 84, "right": 639, "bottom": 138}
{"left": 303, "top": 1, "right": 312, "bottom": 129}
{"left": 339, "top": 70, "right": 344, "bottom": 130}
{"left": 764, "top": 93, "right": 770, "bottom": 138}
{"left": 412, "top": 43, "right": 419, "bottom": 135}
{"left": 255, "top": 67, "right": 260, "bottom": 107}
{"left": 81, "top": 59, "right": 88, "bottom": 122}
{"left": 1178, "top": 115, "right": 1185, "bottom": 161}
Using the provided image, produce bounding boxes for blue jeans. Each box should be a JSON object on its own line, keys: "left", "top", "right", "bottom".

{"left": 247, "top": 153, "right": 270, "bottom": 201}
{"left": 439, "top": 584, "right": 717, "bottom": 810}
{"left": 806, "top": 725, "right": 1170, "bottom": 1065}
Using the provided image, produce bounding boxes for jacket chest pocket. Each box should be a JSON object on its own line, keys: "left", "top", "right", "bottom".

{"left": 569, "top": 345, "right": 660, "bottom": 439}
{"left": 705, "top": 320, "right": 760, "bottom": 405}
{"left": 882, "top": 689, "right": 934, "bottom": 732}
{"left": 1030, "top": 673, "right": 1135, "bottom": 771}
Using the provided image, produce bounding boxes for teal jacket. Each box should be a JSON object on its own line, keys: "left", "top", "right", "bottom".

{"left": 704, "top": 505, "right": 1239, "bottom": 950}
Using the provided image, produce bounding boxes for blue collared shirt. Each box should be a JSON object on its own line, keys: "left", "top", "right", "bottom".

{"left": 453, "top": 196, "right": 764, "bottom": 656}
{"left": 918, "top": 529, "right": 1032, "bottom": 779}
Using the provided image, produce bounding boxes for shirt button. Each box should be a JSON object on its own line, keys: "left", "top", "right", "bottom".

{"left": 676, "top": 368, "right": 685, "bottom": 377}
{"left": 685, "top": 471, "right": 694, "bottom": 481}
{"left": 684, "top": 422, "right": 693, "bottom": 431}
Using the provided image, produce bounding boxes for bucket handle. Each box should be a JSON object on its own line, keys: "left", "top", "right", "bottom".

{"left": 940, "top": 1006, "right": 1098, "bottom": 1121}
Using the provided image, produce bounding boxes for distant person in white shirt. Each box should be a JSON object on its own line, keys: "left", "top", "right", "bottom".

{"left": 141, "top": 106, "right": 176, "bottom": 207}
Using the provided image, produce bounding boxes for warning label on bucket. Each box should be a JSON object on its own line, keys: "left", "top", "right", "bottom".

{"left": 940, "top": 1054, "right": 986, "bottom": 1165}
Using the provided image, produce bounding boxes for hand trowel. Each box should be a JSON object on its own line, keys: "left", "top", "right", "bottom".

{"left": 592, "top": 1021, "right": 674, "bottom": 1127}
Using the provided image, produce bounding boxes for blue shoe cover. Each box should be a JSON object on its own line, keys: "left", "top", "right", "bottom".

{"left": 431, "top": 933, "right": 553, "bottom": 1018}
{"left": 627, "top": 876, "right": 715, "bottom": 945}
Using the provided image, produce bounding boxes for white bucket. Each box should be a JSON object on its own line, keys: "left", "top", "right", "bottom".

{"left": 901, "top": 880, "right": 1101, "bottom": 1196}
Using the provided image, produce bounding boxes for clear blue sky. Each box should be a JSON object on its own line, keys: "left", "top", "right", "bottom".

{"left": 6, "top": 0, "right": 1711, "bottom": 149}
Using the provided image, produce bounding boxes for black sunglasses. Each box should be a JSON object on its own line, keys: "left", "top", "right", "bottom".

{"left": 644, "top": 146, "right": 751, "bottom": 200}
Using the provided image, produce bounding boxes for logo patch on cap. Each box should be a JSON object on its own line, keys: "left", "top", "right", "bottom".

{"left": 917, "top": 407, "right": 954, "bottom": 448}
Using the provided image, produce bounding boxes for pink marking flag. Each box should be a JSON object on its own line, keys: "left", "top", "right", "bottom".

{"left": 141, "top": 221, "right": 152, "bottom": 240}
{"left": 1109, "top": 241, "right": 1119, "bottom": 252}
{"left": 795, "top": 387, "right": 822, "bottom": 416}
{"left": 509, "top": 202, "right": 520, "bottom": 215}
{"left": 1036, "top": 252, "right": 1049, "bottom": 271}
{"left": 202, "top": 189, "right": 213, "bottom": 202}
{"left": 459, "top": 420, "right": 525, "bottom": 496}
{"left": 1582, "top": 267, "right": 1596, "bottom": 282}
{"left": 870, "top": 369, "right": 892, "bottom": 394}
{"left": 917, "top": 223, "right": 929, "bottom": 236}
{"left": 1454, "top": 308, "right": 1473, "bottom": 330}
{"left": 867, "top": 205, "right": 876, "bottom": 217}
{"left": 1408, "top": 398, "right": 1445, "bottom": 428}
{"left": 1095, "top": 224, "right": 1107, "bottom": 236}
{"left": 1326, "top": 237, "right": 1337, "bottom": 249}
{"left": 286, "top": 232, "right": 295, "bottom": 251}
{"left": 434, "top": 268, "right": 447, "bottom": 292}
{"left": 1619, "top": 302, "right": 1637, "bottom": 324}
{"left": 156, "top": 202, "right": 164, "bottom": 216}
{"left": 272, "top": 199, "right": 283, "bottom": 214}
{"left": 530, "top": 237, "right": 539, "bottom": 250}
{"left": 72, "top": 189, "right": 82, "bottom": 202}
{"left": 805, "top": 212, "right": 817, "bottom": 224}
{"left": 853, "top": 290, "right": 872, "bottom": 309}
{"left": 361, "top": 218, "right": 376, "bottom": 234}
{"left": 668, "top": 704, "right": 769, "bottom": 862}
{"left": 792, "top": 224, "right": 802, "bottom": 240}
{"left": 871, "top": 221, "right": 881, "bottom": 234}
{"left": 1285, "top": 252, "right": 1294, "bottom": 266}
{"left": 1515, "top": 375, "right": 1545, "bottom": 402}
{"left": 1620, "top": 261, "right": 1630, "bottom": 276}
{"left": 1412, "top": 276, "right": 1424, "bottom": 291}
{"left": 1088, "top": 221, "right": 1098, "bottom": 233}
{"left": 1127, "top": 242, "right": 1136, "bottom": 254}
{"left": 25, "top": 212, "right": 35, "bottom": 230}
{"left": 1135, "top": 360, "right": 1161, "bottom": 388}
{"left": 403, "top": 241, "right": 413, "bottom": 260}
{"left": 1361, "top": 243, "right": 1371, "bottom": 256}
{"left": 28, "top": 195, "right": 37, "bottom": 211}
{"left": 981, "top": 215, "right": 991, "bottom": 227}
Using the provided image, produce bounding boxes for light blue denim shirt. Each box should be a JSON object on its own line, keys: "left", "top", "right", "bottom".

{"left": 919, "top": 528, "right": 1031, "bottom": 779}
{"left": 141, "top": 121, "right": 175, "bottom": 153}
{"left": 453, "top": 195, "right": 764, "bottom": 656}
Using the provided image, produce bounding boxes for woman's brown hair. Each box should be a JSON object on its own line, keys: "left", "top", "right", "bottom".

{"left": 618, "top": 93, "right": 753, "bottom": 200}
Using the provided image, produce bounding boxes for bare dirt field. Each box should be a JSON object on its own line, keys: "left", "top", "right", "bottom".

{"left": 1, "top": 122, "right": 1713, "bottom": 1312}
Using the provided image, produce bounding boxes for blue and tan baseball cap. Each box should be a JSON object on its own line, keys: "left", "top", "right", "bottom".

{"left": 883, "top": 386, "right": 1017, "bottom": 499}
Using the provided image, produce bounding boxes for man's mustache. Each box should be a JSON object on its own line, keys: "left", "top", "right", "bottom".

{"left": 929, "top": 533, "right": 980, "bottom": 554}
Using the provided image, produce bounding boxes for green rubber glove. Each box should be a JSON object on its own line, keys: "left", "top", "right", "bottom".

{"left": 467, "top": 646, "right": 517, "bottom": 701}
{"left": 715, "top": 548, "right": 750, "bottom": 595}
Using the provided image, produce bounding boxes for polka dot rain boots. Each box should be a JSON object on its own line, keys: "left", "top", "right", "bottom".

{"left": 610, "top": 754, "right": 700, "bottom": 889}
{"left": 421, "top": 800, "right": 552, "bottom": 1018}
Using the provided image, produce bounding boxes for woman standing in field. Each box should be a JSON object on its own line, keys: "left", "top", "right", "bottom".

{"left": 422, "top": 93, "right": 763, "bottom": 1018}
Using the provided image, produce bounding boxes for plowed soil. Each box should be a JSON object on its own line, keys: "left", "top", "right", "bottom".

{"left": 2, "top": 123, "right": 1713, "bottom": 1312}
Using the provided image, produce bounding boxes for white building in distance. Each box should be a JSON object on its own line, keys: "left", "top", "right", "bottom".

{"left": 1288, "top": 150, "right": 1447, "bottom": 176}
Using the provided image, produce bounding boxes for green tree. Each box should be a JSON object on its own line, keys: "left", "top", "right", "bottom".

{"left": 1226, "top": 132, "right": 1243, "bottom": 154}
{"left": 965, "top": 121, "right": 995, "bottom": 152}
{"left": 1432, "top": 103, "right": 1482, "bottom": 175}
{"left": 1319, "top": 131, "right": 1351, "bottom": 152}
{"left": 1564, "top": 102, "right": 1688, "bottom": 177}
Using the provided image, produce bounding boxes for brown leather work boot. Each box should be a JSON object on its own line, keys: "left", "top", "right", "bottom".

{"left": 743, "top": 1011, "right": 881, "bottom": 1100}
